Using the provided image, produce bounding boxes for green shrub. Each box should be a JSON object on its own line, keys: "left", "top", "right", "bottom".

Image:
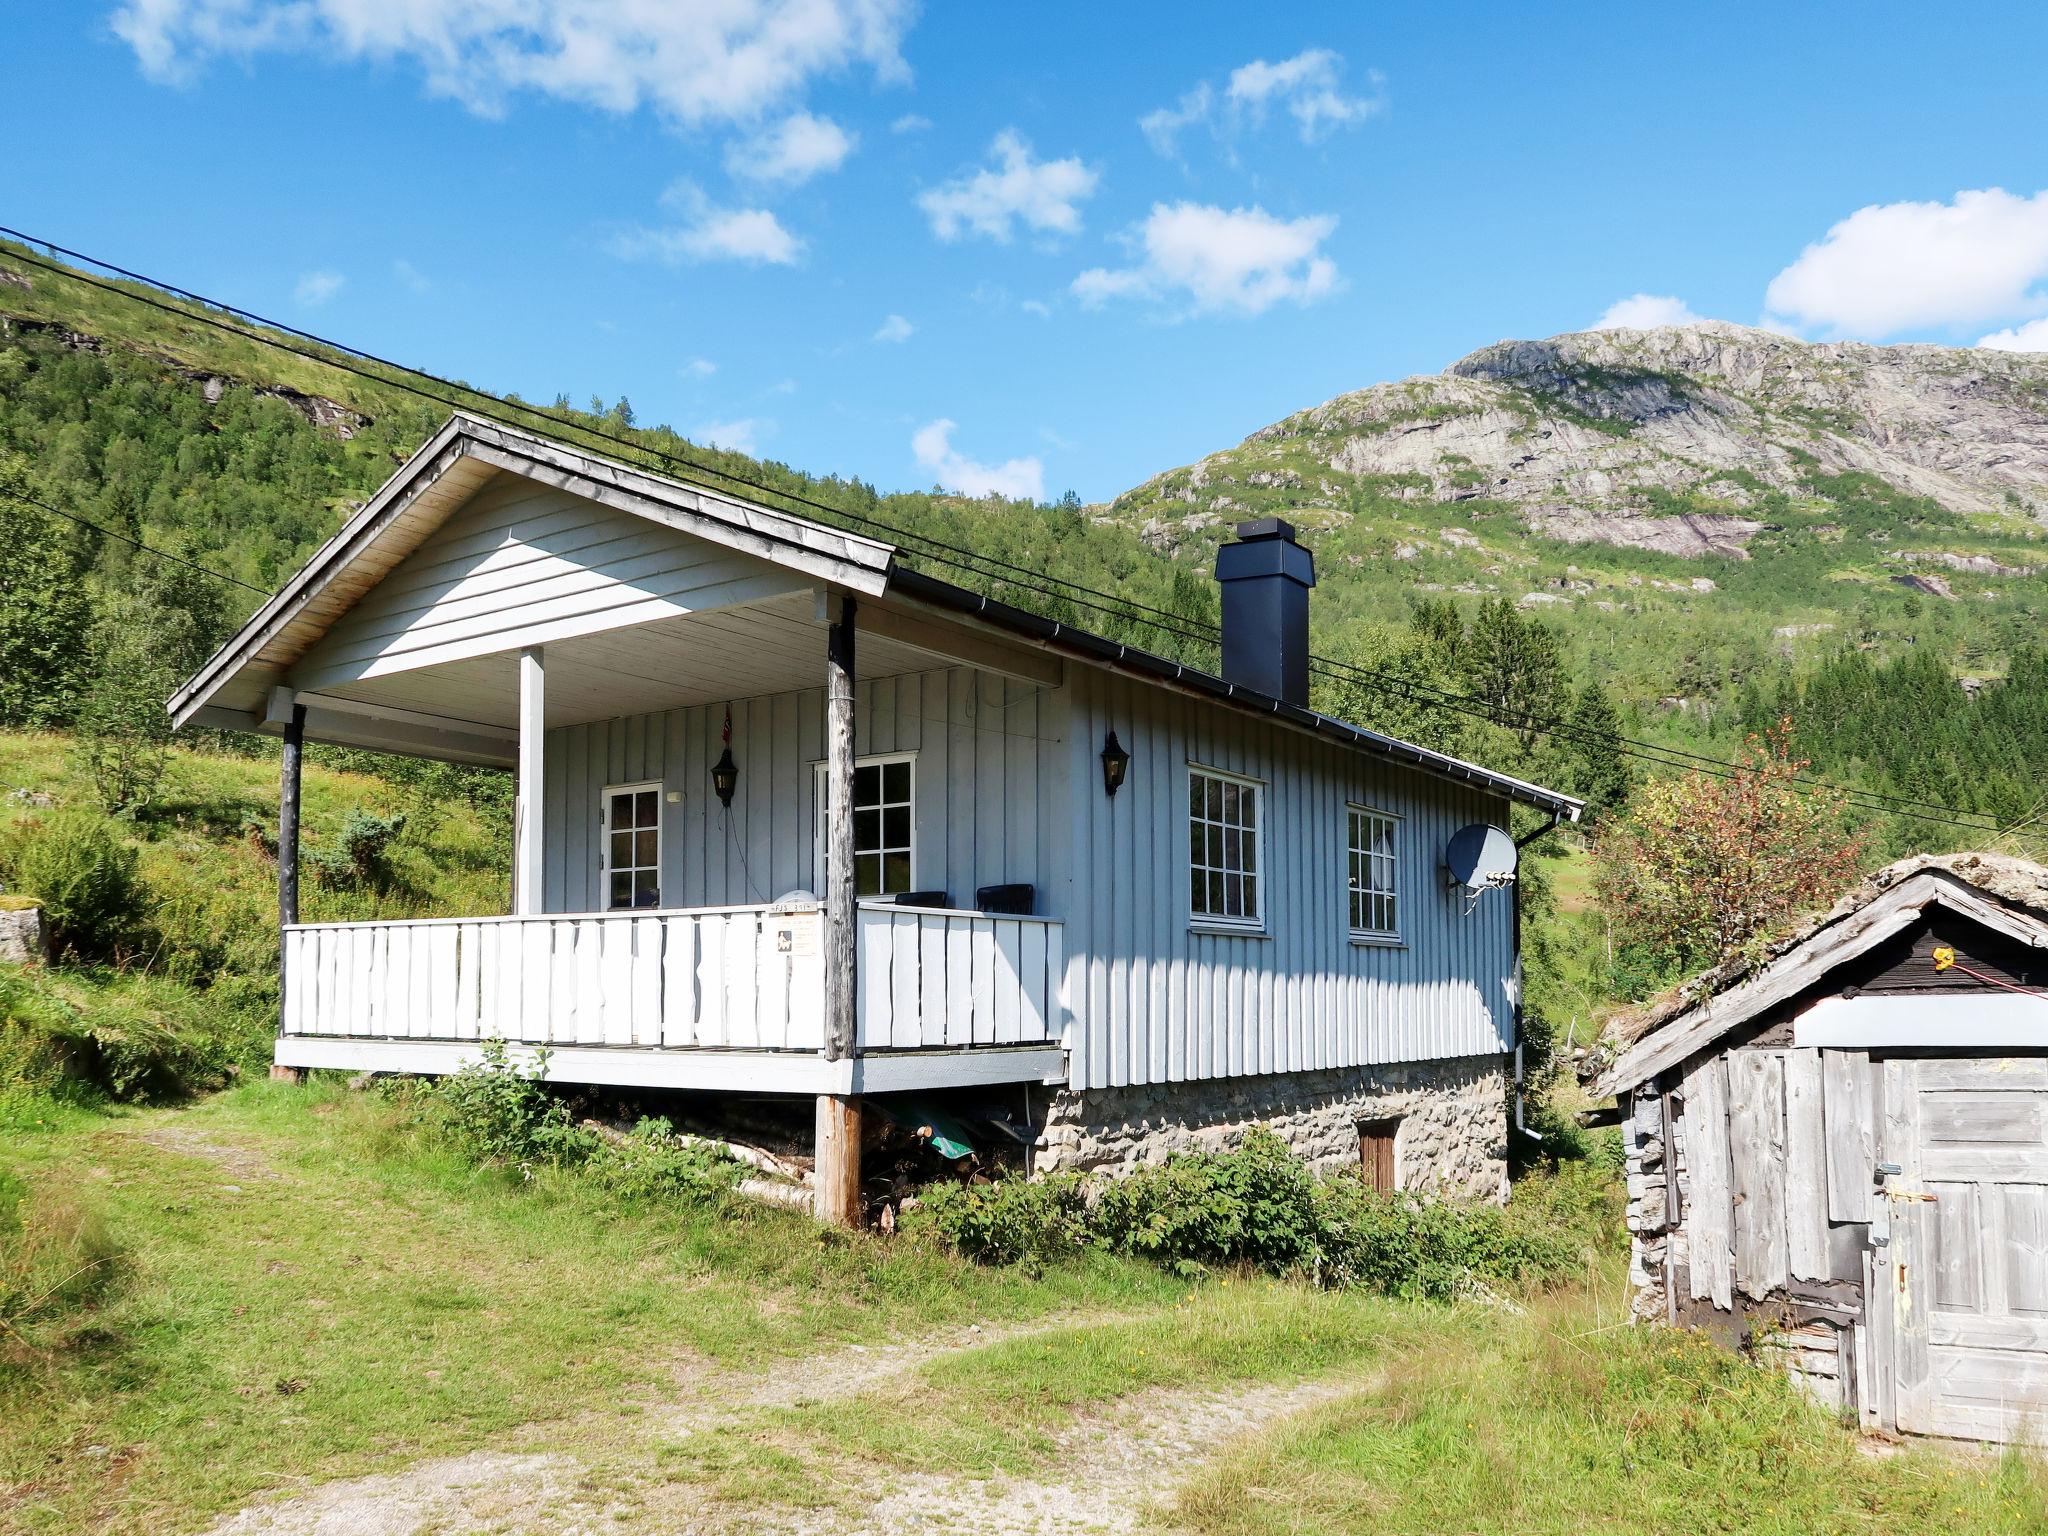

{"left": 427, "top": 1048, "right": 740, "bottom": 1202}
{"left": 1089, "top": 1128, "right": 1323, "bottom": 1274}
{"left": 306, "top": 808, "right": 406, "bottom": 891}
{"left": 432, "top": 1040, "right": 597, "bottom": 1171}
{"left": 913, "top": 1173, "right": 1092, "bottom": 1266}
{"left": 9, "top": 809, "right": 145, "bottom": 961}
{"left": 911, "top": 1128, "right": 1605, "bottom": 1299}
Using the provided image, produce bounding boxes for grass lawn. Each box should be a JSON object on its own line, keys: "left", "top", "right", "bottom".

{"left": 4, "top": 1082, "right": 2046, "bottom": 1535}
{"left": 0, "top": 1080, "right": 1185, "bottom": 1533}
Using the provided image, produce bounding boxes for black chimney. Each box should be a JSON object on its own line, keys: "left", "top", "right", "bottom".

{"left": 1214, "top": 518, "right": 1316, "bottom": 706}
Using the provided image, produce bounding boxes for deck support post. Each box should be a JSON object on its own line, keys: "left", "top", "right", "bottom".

{"left": 818, "top": 594, "right": 862, "bottom": 1224}
{"left": 515, "top": 646, "right": 545, "bottom": 916}
{"left": 273, "top": 699, "right": 307, "bottom": 1080}
{"left": 815, "top": 1093, "right": 864, "bottom": 1227}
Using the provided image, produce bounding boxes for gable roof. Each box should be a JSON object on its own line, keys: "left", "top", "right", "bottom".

{"left": 1595, "top": 853, "right": 2048, "bottom": 1095}
{"left": 170, "top": 412, "right": 1582, "bottom": 817}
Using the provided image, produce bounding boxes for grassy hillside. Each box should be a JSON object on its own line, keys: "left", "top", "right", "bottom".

{"left": 0, "top": 728, "right": 508, "bottom": 1100}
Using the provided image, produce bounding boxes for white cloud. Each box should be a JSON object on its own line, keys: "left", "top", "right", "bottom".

{"left": 1980, "top": 316, "right": 2048, "bottom": 352}
{"left": 917, "top": 130, "right": 1099, "bottom": 243}
{"left": 890, "top": 112, "right": 931, "bottom": 133}
{"left": 1592, "top": 293, "right": 1704, "bottom": 331}
{"left": 1073, "top": 202, "right": 1340, "bottom": 317}
{"left": 912, "top": 419, "right": 1044, "bottom": 500}
{"left": 1140, "top": 83, "right": 1211, "bottom": 158}
{"left": 1144, "top": 48, "right": 1381, "bottom": 156}
{"left": 680, "top": 356, "right": 717, "bottom": 378}
{"left": 112, "top": 0, "right": 914, "bottom": 128}
{"left": 1227, "top": 48, "right": 1383, "bottom": 141}
{"left": 613, "top": 184, "right": 804, "bottom": 265}
{"left": 391, "top": 258, "right": 429, "bottom": 293}
{"left": 1764, "top": 188, "right": 2048, "bottom": 337}
{"left": 725, "top": 110, "right": 855, "bottom": 185}
{"left": 872, "top": 313, "right": 914, "bottom": 343}
{"left": 1021, "top": 298, "right": 1053, "bottom": 318}
{"left": 695, "top": 417, "right": 770, "bottom": 455}
{"left": 294, "top": 269, "right": 344, "bottom": 306}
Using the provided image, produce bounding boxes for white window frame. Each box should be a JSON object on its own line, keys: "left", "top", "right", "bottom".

{"left": 1347, "top": 803, "right": 1403, "bottom": 945}
{"left": 600, "top": 780, "right": 663, "bottom": 911}
{"left": 812, "top": 751, "right": 919, "bottom": 898}
{"left": 1187, "top": 762, "right": 1267, "bottom": 935}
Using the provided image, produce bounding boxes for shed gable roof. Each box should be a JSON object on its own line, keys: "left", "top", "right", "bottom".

{"left": 1597, "top": 854, "right": 2048, "bottom": 1095}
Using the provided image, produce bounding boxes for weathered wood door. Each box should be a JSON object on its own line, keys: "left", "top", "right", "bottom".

{"left": 1886, "top": 1057, "right": 2048, "bottom": 1443}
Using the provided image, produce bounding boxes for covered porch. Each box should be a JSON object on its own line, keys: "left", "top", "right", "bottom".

{"left": 173, "top": 415, "right": 1076, "bottom": 1221}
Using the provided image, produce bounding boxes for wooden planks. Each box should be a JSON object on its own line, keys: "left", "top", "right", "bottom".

{"left": 852, "top": 907, "right": 1064, "bottom": 1051}
{"left": 1823, "top": 1050, "right": 1878, "bottom": 1223}
{"left": 1686, "top": 1053, "right": 1735, "bottom": 1310}
{"left": 1728, "top": 1050, "right": 1790, "bottom": 1300}
{"left": 1783, "top": 1048, "right": 1831, "bottom": 1282}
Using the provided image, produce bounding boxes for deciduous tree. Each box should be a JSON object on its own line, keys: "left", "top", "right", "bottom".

{"left": 1593, "top": 720, "right": 1866, "bottom": 987}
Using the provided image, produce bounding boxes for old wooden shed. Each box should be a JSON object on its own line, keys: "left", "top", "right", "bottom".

{"left": 1596, "top": 854, "right": 2048, "bottom": 1444}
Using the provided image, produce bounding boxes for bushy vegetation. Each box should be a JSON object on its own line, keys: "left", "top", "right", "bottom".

{"left": 418, "top": 1040, "right": 743, "bottom": 1203}
{"left": 3, "top": 807, "right": 145, "bottom": 961}
{"left": 911, "top": 1127, "right": 1612, "bottom": 1298}
{"left": 0, "top": 731, "right": 510, "bottom": 1101}
{"left": 1595, "top": 721, "right": 1868, "bottom": 993}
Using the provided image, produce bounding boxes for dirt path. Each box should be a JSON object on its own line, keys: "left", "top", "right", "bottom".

{"left": 713, "top": 1375, "right": 1366, "bottom": 1536}
{"left": 197, "top": 1317, "right": 1142, "bottom": 1536}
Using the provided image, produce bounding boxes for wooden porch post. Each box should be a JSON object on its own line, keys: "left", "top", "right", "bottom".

{"left": 272, "top": 700, "right": 307, "bottom": 1082}
{"left": 515, "top": 646, "right": 545, "bottom": 917}
{"left": 817, "top": 593, "right": 863, "bottom": 1226}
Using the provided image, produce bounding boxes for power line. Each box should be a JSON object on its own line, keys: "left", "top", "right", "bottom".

{"left": 1, "top": 485, "right": 270, "bottom": 595}
{"left": 0, "top": 227, "right": 2020, "bottom": 835}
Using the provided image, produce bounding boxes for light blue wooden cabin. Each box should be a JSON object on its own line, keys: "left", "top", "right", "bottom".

{"left": 171, "top": 415, "right": 1579, "bottom": 1218}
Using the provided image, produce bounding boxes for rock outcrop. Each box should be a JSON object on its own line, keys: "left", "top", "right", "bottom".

{"left": 1109, "top": 322, "right": 2048, "bottom": 560}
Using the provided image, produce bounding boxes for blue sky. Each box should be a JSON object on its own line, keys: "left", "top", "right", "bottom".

{"left": 5, "top": 2, "right": 2047, "bottom": 503}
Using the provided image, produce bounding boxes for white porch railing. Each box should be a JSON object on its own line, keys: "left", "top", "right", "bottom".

{"left": 281, "top": 902, "right": 1062, "bottom": 1054}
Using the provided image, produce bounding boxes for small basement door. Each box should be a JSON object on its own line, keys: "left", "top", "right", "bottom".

{"left": 1887, "top": 1057, "right": 2048, "bottom": 1444}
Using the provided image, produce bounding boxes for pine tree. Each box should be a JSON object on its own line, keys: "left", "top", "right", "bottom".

{"left": 1563, "top": 681, "right": 1632, "bottom": 817}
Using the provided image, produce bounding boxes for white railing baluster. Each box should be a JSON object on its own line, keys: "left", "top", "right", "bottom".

{"left": 277, "top": 904, "right": 1063, "bottom": 1059}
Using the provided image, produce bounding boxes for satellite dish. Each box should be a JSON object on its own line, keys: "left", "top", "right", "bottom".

{"left": 1445, "top": 824, "right": 1516, "bottom": 892}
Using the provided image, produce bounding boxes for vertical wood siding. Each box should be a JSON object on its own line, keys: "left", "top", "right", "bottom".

{"left": 1059, "top": 667, "right": 1519, "bottom": 1089}
{"left": 541, "top": 667, "right": 1064, "bottom": 917}
{"left": 294, "top": 473, "right": 802, "bottom": 689}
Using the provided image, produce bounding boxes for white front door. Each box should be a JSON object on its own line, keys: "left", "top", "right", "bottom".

{"left": 1887, "top": 1056, "right": 2048, "bottom": 1443}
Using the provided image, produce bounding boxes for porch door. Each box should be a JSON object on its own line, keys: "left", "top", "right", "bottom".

{"left": 1888, "top": 1056, "right": 2048, "bottom": 1443}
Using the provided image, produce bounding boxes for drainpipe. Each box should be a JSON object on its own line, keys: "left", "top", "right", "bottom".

{"left": 1510, "top": 809, "right": 1568, "bottom": 1145}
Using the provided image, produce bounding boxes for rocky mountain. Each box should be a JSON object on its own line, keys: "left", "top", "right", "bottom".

{"left": 1112, "top": 324, "right": 2048, "bottom": 559}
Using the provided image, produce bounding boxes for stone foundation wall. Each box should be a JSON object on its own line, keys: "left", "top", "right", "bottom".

{"left": 1037, "top": 1053, "right": 1510, "bottom": 1199}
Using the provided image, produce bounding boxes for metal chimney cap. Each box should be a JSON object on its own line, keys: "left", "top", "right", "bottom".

{"left": 1231, "top": 517, "right": 1298, "bottom": 543}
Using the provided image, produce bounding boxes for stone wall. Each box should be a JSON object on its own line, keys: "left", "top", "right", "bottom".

{"left": 1037, "top": 1053, "right": 1510, "bottom": 1199}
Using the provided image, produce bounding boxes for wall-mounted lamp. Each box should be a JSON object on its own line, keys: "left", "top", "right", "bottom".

{"left": 1100, "top": 730, "right": 1130, "bottom": 798}
{"left": 712, "top": 704, "right": 739, "bottom": 809}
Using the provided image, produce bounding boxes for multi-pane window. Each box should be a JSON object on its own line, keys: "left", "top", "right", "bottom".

{"left": 1348, "top": 806, "right": 1398, "bottom": 938}
{"left": 815, "top": 755, "right": 916, "bottom": 897}
{"left": 604, "top": 782, "right": 661, "bottom": 910}
{"left": 1188, "top": 766, "right": 1262, "bottom": 928}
